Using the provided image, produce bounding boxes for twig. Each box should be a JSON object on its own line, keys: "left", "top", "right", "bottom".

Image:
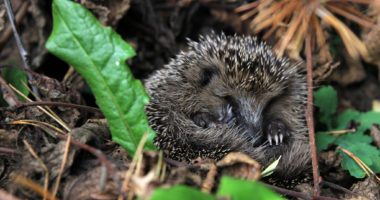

{"left": 9, "top": 120, "right": 114, "bottom": 175}
{"left": 12, "top": 101, "right": 102, "bottom": 114}
{"left": 321, "top": 180, "right": 357, "bottom": 196}
{"left": 201, "top": 163, "right": 217, "bottom": 193}
{"left": 0, "top": 1, "right": 29, "bottom": 50}
{"left": 12, "top": 175, "right": 57, "bottom": 200}
{"left": 54, "top": 132, "right": 115, "bottom": 174}
{"left": 326, "top": 128, "right": 356, "bottom": 136}
{"left": 23, "top": 140, "right": 50, "bottom": 200}
{"left": 263, "top": 183, "right": 339, "bottom": 200}
{"left": 10, "top": 84, "right": 71, "bottom": 132}
{"left": 118, "top": 133, "right": 148, "bottom": 200}
{"left": 0, "top": 147, "right": 20, "bottom": 155}
{"left": 0, "top": 75, "right": 20, "bottom": 106}
{"left": 305, "top": 32, "right": 321, "bottom": 197}
{"left": 3, "top": 0, "right": 39, "bottom": 96}
{"left": 52, "top": 133, "right": 71, "bottom": 198}
{"left": 263, "top": 183, "right": 311, "bottom": 199}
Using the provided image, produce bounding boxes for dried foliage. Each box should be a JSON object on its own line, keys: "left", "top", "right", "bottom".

{"left": 235, "top": 0, "right": 375, "bottom": 63}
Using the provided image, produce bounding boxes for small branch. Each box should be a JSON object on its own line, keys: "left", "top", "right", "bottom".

{"left": 54, "top": 133, "right": 115, "bottom": 175}
{"left": 52, "top": 133, "right": 71, "bottom": 197}
{"left": 0, "top": 1, "right": 29, "bottom": 50}
{"left": 3, "top": 0, "right": 39, "bottom": 96}
{"left": 326, "top": 128, "right": 356, "bottom": 136}
{"left": 264, "top": 183, "right": 339, "bottom": 200}
{"left": 12, "top": 101, "right": 102, "bottom": 114}
{"left": 0, "top": 75, "right": 20, "bottom": 106}
{"left": 4, "top": 0, "right": 29, "bottom": 68}
{"left": 305, "top": 32, "right": 321, "bottom": 197}
{"left": 321, "top": 180, "right": 357, "bottom": 196}
{"left": 201, "top": 163, "right": 217, "bottom": 193}
{"left": 0, "top": 147, "right": 20, "bottom": 155}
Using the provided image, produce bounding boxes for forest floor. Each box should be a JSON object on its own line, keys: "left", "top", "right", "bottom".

{"left": 0, "top": 1, "right": 379, "bottom": 200}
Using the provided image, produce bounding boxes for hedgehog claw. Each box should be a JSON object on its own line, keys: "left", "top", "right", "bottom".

{"left": 268, "top": 135, "right": 272, "bottom": 146}
{"left": 274, "top": 134, "right": 279, "bottom": 145}
{"left": 266, "top": 119, "right": 288, "bottom": 146}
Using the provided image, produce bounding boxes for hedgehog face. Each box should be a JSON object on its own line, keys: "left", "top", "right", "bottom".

{"left": 177, "top": 33, "right": 301, "bottom": 146}
{"left": 185, "top": 57, "right": 293, "bottom": 146}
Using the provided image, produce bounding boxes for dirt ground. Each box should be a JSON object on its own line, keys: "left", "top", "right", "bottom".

{"left": 0, "top": 1, "right": 379, "bottom": 199}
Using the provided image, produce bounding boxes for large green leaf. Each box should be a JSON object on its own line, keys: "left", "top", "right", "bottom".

{"left": 46, "top": 0, "right": 155, "bottom": 154}
{"left": 150, "top": 185, "right": 214, "bottom": 200}
{"left": 217, "top": 176, "right": 284, "bottom": 200}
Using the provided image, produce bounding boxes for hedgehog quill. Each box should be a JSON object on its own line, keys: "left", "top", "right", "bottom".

{"left": 145, "top": 33, "right": 310, "bottom": 178}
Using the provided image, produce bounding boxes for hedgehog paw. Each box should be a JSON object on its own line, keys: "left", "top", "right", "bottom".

{"left": 266, "top": 119, "right": 288, "bottom": 145}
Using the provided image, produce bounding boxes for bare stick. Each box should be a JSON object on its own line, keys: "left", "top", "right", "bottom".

{"left": 263, "top": 183, "right": 339, "bottom": 200}
{"left": 0, "top": 147, "right": 20, "bottom": 155}
{"left": 13, "top": 101, "right": 102, "bottom": 114}
{"left": 305, "top": 32, "right": 321, "bottom": 197}
{"left": 0, "top": 75, "right": 20, "bottom": 106}
{"left": 0, "top": 1, "right": 29, "bottom": 50}
{"left": 3, "top": 0, "right": 39, "bottom": 96}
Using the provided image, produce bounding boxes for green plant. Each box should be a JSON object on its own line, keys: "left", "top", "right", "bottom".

{"left": 0, "top": 67, "right": 29, "bottom": 106}
{"left": 315, "top": 86, "right": 380, "bottom": 178}
{"left": 150, "top": 176, "right": 283, "bottom": 200}
{"left": 46, "top": 0, "right": 156, "bottom": 155}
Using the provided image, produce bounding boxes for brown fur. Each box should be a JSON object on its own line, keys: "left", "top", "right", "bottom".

{"left": 144, "top": 33, "right": 310, "bottom": 179}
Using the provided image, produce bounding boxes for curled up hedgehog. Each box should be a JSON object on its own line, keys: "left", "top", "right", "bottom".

{"left": 144, "top": 33, "right": 310, "bottom": 178}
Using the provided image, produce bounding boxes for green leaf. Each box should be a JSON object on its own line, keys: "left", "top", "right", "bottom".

{"left": 261, "top": 156, "right": 281, "bottom": 177}
{"left": 339, "top": 151, "right": 366, "bottom": 178}
{"left": 336, "top": 133, "right": 372, "bottom": 145}
{"left": 217, "top": 176, "right": 284, "bottom": 200}
{"left": 46, "top": 0, "right": 156, "bottom": 154}
{"left": 316, "top": 132, "right": 336, "bottom": 151}
{"left": 337, "top": 141, "right": 380, "bottom": 178}
{"left": 314, "top": 86, "right": 337, "bottom": 129}
{"left": 335, "top": 109, "right": 360, "bottom": 130}
{"left": 1, "top": 67, "right": 29, "bottom": 105}
{"left": 314, "top": 85, "right": 380, "bottom": 179}
{"left": 357, "top": 111, "right": 380, "bottom": 133}
{"left": 150, "top": 185, "right": 214, "bottom": 200}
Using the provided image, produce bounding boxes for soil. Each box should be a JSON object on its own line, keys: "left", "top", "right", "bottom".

{"left": 0, "top": 1, "right": 379, "bottom": 199}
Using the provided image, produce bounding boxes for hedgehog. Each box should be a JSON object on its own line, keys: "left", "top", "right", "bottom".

{"left": 144, "top": 33, "right": 310, "bottom": 178}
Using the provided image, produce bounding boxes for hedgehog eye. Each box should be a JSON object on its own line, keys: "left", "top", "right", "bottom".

{"left": 199, "top": 68, "right": 217, "bottom": 87}
{"left": 224, "top": 95, "right": 239, "bottom": 117}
